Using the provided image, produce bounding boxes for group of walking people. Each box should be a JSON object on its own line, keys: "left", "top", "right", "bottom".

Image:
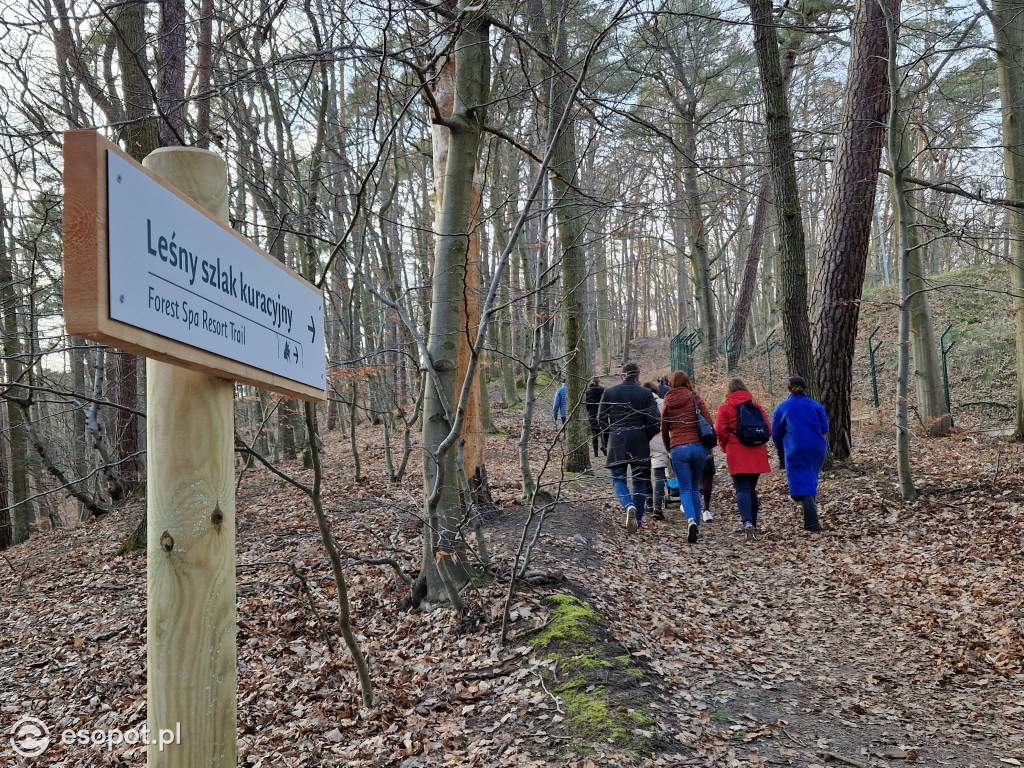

{"left": 581, "top": 362, "right": 829, "bottom": 541}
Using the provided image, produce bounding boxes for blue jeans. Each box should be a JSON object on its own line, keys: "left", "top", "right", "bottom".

{"left": 610, "top": 463, "right": 651, "bottom": 524}
{"left": 732, "top": 473, "right": 760, "bottom": 526}
{"left": 670, "top": 442, "right": 706, "bottom": 523}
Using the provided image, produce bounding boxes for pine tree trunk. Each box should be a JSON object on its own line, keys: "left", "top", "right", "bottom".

{"left": 812, "top": 0, "right": 899, "bottom": 459}
{"left": 728, "top": 174, "right": 772, "bottom": 370}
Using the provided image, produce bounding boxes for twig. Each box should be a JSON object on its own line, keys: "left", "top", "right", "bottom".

{"left": 818, "top": 752, "right": 867, "bottom": 768}
{"left": 288, "top": 561, "right": 336, "bottom": 654}
{"left": 782, "top": 727, "right": 807, "bottom": 747}
{"left": 3, "top": 554, "right": 26, "bottom": 591}
{"left": 532, "top": 668, "right": 563, "bottom": 714}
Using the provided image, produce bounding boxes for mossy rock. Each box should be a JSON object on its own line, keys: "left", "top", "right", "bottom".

{"left": 528, "top": 594, "right": 660, "bottom": 757}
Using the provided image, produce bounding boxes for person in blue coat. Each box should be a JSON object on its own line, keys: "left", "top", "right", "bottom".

{"left": 771, "top": 375, "right": 829, "bottom": 531}
{"left": 552, "top": 380, "right": 567, "bottom": 432}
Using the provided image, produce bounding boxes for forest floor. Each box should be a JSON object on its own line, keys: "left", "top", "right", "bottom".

{"left": 2, "top": 387, "right": 1024, "bottom": 768}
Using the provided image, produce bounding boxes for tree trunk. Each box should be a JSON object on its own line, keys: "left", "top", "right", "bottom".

{"left": 415, "top": 4, "right": 490, "bottom": 606}
{"left": 156, "top": 0, "right": 186, "bottom": 146}
{"left": 880, "top": 0, "right": 918, "bottom": 501}
{"left": 905, "top": 189, "right": 951, "bottom": 436}
{"left": 728, "top": 174, "right": 772, "bottom": 370}
{"left": 747, "top": 0, "right": 817, "bottom": 389}
{"left": 530, "top": 0, "right": 592, "bottom": 474}
{"left": 0, "top": 191, "right": 34, "bottom": 543}
{"left": 812, "top": 0, "right": 899, "bottom": 459}
{"left": 595, "top": 222, "right": 612, "bottom": 372}
{"left": 489, "top": 147, "right": 522, "bottom": 407}
{"left": 987, "top": 0, "right": 1024, "bottom": 440}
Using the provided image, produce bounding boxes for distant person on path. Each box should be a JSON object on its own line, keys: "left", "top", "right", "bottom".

{"left": 659, "top": 377, "right": 670, "bottom": 398}
{"left": 598, "top": 362, "right": 661, "bottom": 533}
{"left": 700, "top": 447, "right": 716, "bottom": 522}
{"left": 716, "top": 378, "right": 772, "bottom": 542}
{"left": 644, "top": 381, "right": 672, "bottom": 521}
{"left": 552, "top": 379, "right": 567, "bottom": 432}
{"left": 585, "top": 377, "right": 607, "bottom": 457}
{"left": 771, "top": 375, "right": 829, "bottom": 532}
{"left": 660, "top": 370, "right": 712, "bottom": 543}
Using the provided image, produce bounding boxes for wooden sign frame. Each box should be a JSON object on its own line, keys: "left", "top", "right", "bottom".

{"left": 63, "top": 130, "right": 327, "bottom": 402}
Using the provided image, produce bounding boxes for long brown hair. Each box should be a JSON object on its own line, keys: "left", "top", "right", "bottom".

{"left": 728, "top": 377, "right": 749, "bottom": 394}
{"left": 669, "top": 370, "right": 692, "bottom": 390}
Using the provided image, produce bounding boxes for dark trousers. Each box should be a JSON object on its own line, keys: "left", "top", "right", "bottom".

{"left": 648, "top": 467, "right": 666, "bottom": 516}
{"left": 588, "top": 417, "right": 606, "bottom": 455}
{"left": 699, "top": 472, "right": 714, "bottom": 512}
{"left": 731, "top": 472, "right": 760, "bottom": 526}
{"left": 795, "top": 495, "right": 821, "bottom": 530}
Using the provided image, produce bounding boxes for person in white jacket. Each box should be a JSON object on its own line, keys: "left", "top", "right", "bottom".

{"left": 644, "top": 382, "right": 675, "bottom": 521}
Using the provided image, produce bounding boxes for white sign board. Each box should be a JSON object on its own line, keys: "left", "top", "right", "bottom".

{"left": 105, "top": 151, "right": 326, "bottom": 391}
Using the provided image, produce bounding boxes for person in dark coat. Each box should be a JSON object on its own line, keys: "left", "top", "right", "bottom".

{"left": 585, "top": 377, "right": 607, "bottom": 457}
{"left": 658, "top": 377, "right": 670, "bottom": 398}
{"left": 771, "top": 375, "right": 829, "bottom": 531}
{"left": 716, "top": 378, "right": 772, "bottom": 542}
{"left": 598, "top": 362, "right": 661, "bottom": 533}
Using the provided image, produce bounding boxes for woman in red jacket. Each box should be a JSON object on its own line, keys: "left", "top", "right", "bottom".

{"left": 715, "top": 378, "right": 772, "bottom": 541}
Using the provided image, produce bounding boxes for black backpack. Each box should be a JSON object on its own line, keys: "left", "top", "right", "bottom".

{"left": 735, "top": 401, "right": 770, "bottom": 446}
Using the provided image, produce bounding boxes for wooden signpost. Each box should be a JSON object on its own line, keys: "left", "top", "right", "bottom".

{"left": 63, "top": 130, "right": 327, "bottom": 767}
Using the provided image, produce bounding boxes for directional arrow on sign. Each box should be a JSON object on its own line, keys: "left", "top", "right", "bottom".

{"left": 308, "top": 316, "right": 316, "bottom": 343}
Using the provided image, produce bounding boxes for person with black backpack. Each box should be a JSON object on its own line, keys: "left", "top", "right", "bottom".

{"left": 715, "top": 378, "right": 772, "bottom": 542}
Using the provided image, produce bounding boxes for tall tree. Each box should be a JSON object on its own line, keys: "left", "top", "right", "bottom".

{"left": 879, "top": 0, "right": 917, "bottom": 501}
{"left": 983, "top": 0, "right": 1024, "bottom": 440}
{"left": 0, "top": 188, "right": 34, "bottom": 543}
{"left": 747, "top": 0, "right": 816, "bottom": 389}
{"left": 414, "top": 2, "right": 491, "bottom": 606}
{"left": 812, "top": 0, "right": 898, "bottom": 460}
{"left": 529, "top": 0, "right": 592, "bottom": 474}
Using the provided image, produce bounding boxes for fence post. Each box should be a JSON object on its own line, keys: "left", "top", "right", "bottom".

{"left": 940, "top": 323, "right": 955, "bottom": 425}
{"left": 724, "top": 329, "right": 736, "bottom": 371}
{"left": 764, "top": 330, "right": 776, "bottom": 393}
{"left": 868, "top": 325, "right": 883, "bottom": 411}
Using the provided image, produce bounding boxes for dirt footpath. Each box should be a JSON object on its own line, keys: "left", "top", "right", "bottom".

{"left": 484, "top": 423, "right": 1024, "bottom": 768}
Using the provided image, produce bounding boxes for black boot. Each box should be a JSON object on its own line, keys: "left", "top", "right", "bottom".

{"left": 800, "top": 495, "right": 821, "bottom": 531}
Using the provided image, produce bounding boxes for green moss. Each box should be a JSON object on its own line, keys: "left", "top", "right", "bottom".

{"left": 527, "top": 594, "right": 657, "bottom": 756}
{"left": 557, "top": 687, "right": 653, "bottom": 746}
{"left": 529, "top": 595, "right": 602, "bottom": 649}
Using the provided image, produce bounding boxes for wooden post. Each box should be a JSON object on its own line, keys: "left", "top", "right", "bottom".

{"left": 143, "top": 147, "right": 236, "bottom": 767}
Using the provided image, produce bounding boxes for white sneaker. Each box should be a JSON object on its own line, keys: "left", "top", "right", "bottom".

{"left": 625, "top": 505, "right": 638, "bottom": 534}
{"left": 702, "top": 510, "right": 713, "bottom": 522}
